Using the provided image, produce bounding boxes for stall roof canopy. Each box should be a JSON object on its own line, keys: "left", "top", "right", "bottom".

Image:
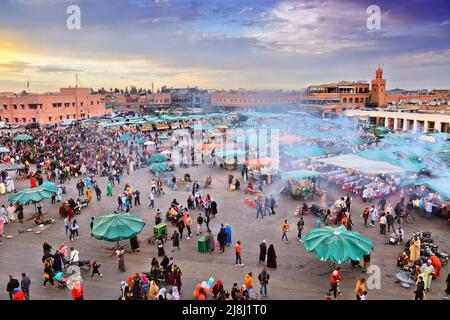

{"left": 283, "top": 145, "right": 325, "bottom": 158}
{"left": 282, "top": 169, "right": 322, "bottom": 180}
{"left": 317, "top": 154, "right": 406, "bottom": 175}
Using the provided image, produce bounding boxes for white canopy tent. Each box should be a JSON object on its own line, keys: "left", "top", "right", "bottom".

{"left": 316, "top": 154, "right": 406, "bottom": 175}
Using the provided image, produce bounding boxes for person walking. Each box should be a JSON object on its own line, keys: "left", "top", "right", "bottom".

{"left": 328, "top": 270, "right": 340, "bottom": 300}
{"left": 386, "top": 212, "right": 395, "bottom": 233}
{"left": 107, "top": 182, "right": 113, "bottom": 196}
{"left": 281, "top": 220, "right": 290, "bottom": 243}
{"left": 42, "top": 260, "right": 56, "bottom": 288}
{"left": 176, "top": 216, "right": 185, "bottom": 240}
{"left": 259, "top": 240, "right": 267, "bottom": 264}
{"left": 354, "top": 278, "right": 366, "bottom": 300}
{"left": 218, "top": 226, "right": 227, "bottom": 253}
{"left": 269, "top": 195, "right": 276, "bottom": 215}
{"left": 6, "top": 275, "right": 19, "bottom": 300}
{"left": 20, "top": 273, "right": 31, "bottom": 300}
{"left": 256, "top": 198, "right": 264, "bottom": 219}
{"left": 244, "top": 272, "right": 253, "bottom": 298}
{"left": 118, "top": 195, "right": 123, "bottom": 211}
{"left": 94, "top": 184, "right": 102, "bottom": 201}
{"left": 297, "top": 217, "right": 304, "bottom": 242}
{"left": 134, "top": 189, "right": 141, "bottom": 207}
{"left": 91, "top": 261, "right": 103, "bottom": 278}
{"left": 415, "top": 276, "right": 425, "bottom": 300}
{"left": 64, "top": 216, "right": 70, "bottom": 235}
{"left": 204, "top": 212, "right": 211, "bottom": 232}
{"left": 69, "top": 219, "right": 79, "bottom": 241}
{"left": 369, "top": 205, "right": 378, "bottom": 228}
{"left": 185, "top": 214, "right": 193, "bottom": 239}
{"left": 379, "top": 213, "right": 387, "bottom": 235}
{"left": 267, "top": 244, "right": 277, "bottom": 269}
{"left": 362, "top": 208, "right": 369, "bottom": 227}
{"left": 258, "top": 268, "right": 270, "bottom": 297}
{"left": 170, "top": 230, "right": 180, "bottom": 252}
{"left": 149, "top": 192, "right": 155, "bottom": 209}
{"left": 196, "top": 213, "right": 204, "bottom": 235}
{"left": 235, "top": 240, "right": 243, "bottom": 267}
{"left": 362, "top": 253, "right": 371, "bottom": 273}
{"left": 90, "top": 217, "right": 95, "bottom": 238}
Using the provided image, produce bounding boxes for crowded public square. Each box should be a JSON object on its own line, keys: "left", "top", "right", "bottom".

{"left": 0, "top": 112, "right": 449, "bottom": 300}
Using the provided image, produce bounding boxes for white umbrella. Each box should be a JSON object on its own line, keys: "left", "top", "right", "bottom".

{"left": 144, "top": 141, "right": 155, "bottom": 146}
{"left": 161, "top": 150, "right": 171, "bottom": 155}
{"left": 0, "top": 147, "right": 10, "bottom": 153}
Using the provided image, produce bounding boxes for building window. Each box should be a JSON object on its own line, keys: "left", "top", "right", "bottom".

{"left": 13, "top": 105, "right": 17, "bottom": 109}
{"left": 343, "top": 98, "right": 347, "bottom": 103}
{"left": 355, "top": 98, "right": 359, "bottom": 103}
{"left": 31, "top": 118, "right": 36, "bottom": 122}
{"left": 4, "top": 105, "right": 7, "bottom": 110}
{"left": 91, "top": 101, "right": 94, "bottom": 106}
{"left": 5, "top": 118, "right": 9, "bottom": 123}
{"left": 48, "top": 117, "right": 52, "bottom": 122}
{"left": 349, "top": 98, "right": 353, "bottom": 103}
{"left": 22, "top": 118, "right": 26, "bottom": 123}
{"left": 72, "top": 103, "right": 75, "bottom": 107}
{"left": 14, "top": 118, "right": 19, "bottom": 123}
{"left": 80, "top": 102, "right": 84, "bottom": 107}
{"left": 67, "top": 115, "right": 70, "bottom": 119}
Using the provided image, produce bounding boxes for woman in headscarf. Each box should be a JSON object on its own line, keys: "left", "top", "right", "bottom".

{"left": 267, "top": 244, "right": 277, "bottom": 269}
{"left": 149, "top": 280, "right": 159, "bottom": 300}
{"left": 15, "top": 202, "right": 24, "bottom": 223}
{"left": 170, "top": 230, "right": 180, "bottom": 252}
{"left": 157, "top": 239, "right": 165, "bottom": 257}
{"left": 171, "top": 285, "right": 180, "bottom": 300}
{"left": 212, "top": 279, "right": 224, "bottom": 299}
{"left": 157, "top": 288, "right": 167, "bottom": 300}
{"left": 117, "top": 249, "right": 126, "bottom": 272}
{"left": 259, "top": 240, "right": 267, "bottom": 264}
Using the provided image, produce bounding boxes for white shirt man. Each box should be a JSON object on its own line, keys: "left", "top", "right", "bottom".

{"left": 369, "top": 207, "right": 378, "bottom": 227}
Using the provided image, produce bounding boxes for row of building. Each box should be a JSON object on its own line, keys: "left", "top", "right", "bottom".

{"left": 0, "top": 68, "right": 449, "bottom": 133}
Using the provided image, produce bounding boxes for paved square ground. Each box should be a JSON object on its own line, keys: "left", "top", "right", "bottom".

{"left": 0, "top": 164, "right": 448, "bottom": 300}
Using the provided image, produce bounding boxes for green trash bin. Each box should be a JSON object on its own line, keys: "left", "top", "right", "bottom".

{"left": 153, "top": 223, "right": 168, "bottom": 239}
{"left": 197, "top": 236, "right": 208, "bottom": 253}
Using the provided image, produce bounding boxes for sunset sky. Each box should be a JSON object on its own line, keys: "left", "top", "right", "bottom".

{"left": 0, "top": 0, "right": 449, "bottom": 92}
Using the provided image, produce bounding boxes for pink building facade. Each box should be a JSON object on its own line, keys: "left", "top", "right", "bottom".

{"left": 0, "top": 88, "right": 107, "bottom": 125}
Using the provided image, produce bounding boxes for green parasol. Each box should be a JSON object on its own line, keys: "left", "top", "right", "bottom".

{"left": 147, "top": 154, "right": 170, "bottom": 163}
{"left": 150, "top": 163, "right": 169, "bottom": 172}
{"left": 302, "top": 226, "right": 373, "bottom": 264}
{"left": 119, "top": 134, "right": 133, "bottom": 141}
{"left": 1, "top": 163, "right": 25, "bottom": 171}
{"left": 92, "top": 214, "right": 145, "bottom": 243}
{"left": 8, "top": 187, "right": 54, "bottom": 204}
{"left": 40, "top": 181, "right": 58, "bottom": 194}
{"left": 13, "top": 134, "right": 33, "bottom": 141}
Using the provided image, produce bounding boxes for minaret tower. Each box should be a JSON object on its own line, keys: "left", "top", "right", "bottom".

{"left": 370, "top": 66, "right": 386, "bottom": 107}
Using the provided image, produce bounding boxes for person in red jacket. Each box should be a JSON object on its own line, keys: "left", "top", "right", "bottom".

{"left": 72, "top": 283, "right": 84, "bottom": 300}
{"left": 235, "top": 241, "right": 243, "bottom": 267}
{"left": 328, "top": 267, "right": 341, "bottom": 299}
{"left": 13, "top": 288, "right": 26, "bottom": 300}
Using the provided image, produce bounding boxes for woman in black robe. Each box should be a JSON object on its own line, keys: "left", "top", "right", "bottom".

{"left": 267, "top": 244, "right": 277, "bottom": 269}
{"left": 259, "top": 240, "right": 267, "bottom": 264}
{"left": 130, "top": 236, "right": 140, "bottom": 252}
{"left": 157, "top": 239, "right": 165, "bottom": 257}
